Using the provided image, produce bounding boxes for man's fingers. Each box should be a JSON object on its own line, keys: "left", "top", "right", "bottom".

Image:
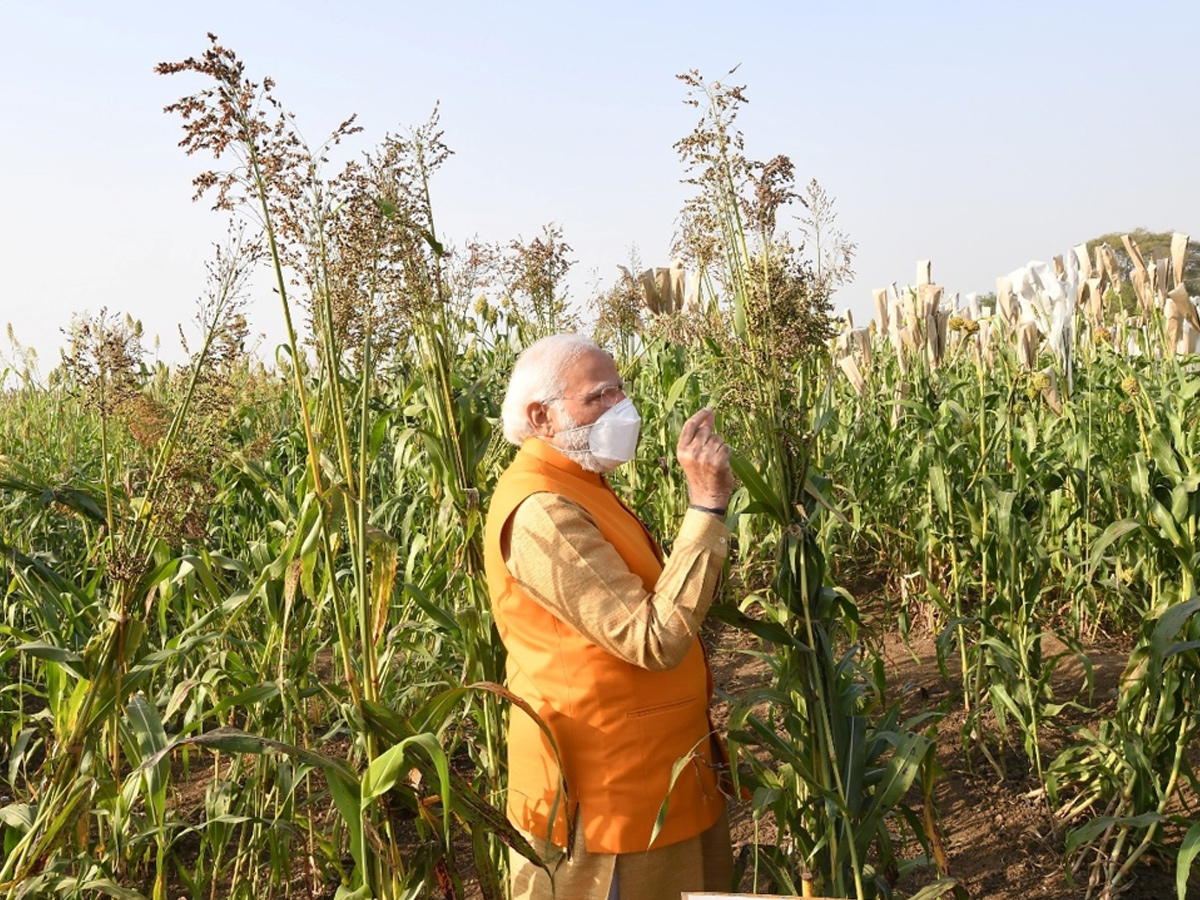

{"left": 677, "top": 406, "right": 735, "bottom": 510}
{"left": 678, "top": 407, "right": 713, "bottom": 445}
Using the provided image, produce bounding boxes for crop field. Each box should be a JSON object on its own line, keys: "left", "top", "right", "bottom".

{"left": 2, "top": 38, "right": 1199, "bottom": 900}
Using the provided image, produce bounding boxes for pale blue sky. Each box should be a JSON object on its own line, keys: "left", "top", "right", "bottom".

{"left": 3, "top": 0, "right": 1198, "bottom": 369}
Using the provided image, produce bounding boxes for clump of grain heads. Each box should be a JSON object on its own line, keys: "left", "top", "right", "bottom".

{"left": 156, "top": 226, "right": 264, "bottom": 546}
{"left": 157, "top": 33, "right": 363, "bottom": 383}
{"left": 672, "top": 70, "right": 833, "bottom": 462}
{"left": 673, "top": 69, "right": 751, "bottom": 281}
{"left": 797, "top": 177, "right": 857, "bottom": 300}
{"left": 593, "top": 254, "right": 646, "bottom": 349}
{"left": 155, "top": 34, "right": 360, "bottom": 228}
{"left": 61, "top": 309, "right": 145, "bottom": 421}
{"left": 322, "top": 111, "right": 459, "bottom": 364}
{"left": 467, "top": 223, "right": 578, "bottom": 337}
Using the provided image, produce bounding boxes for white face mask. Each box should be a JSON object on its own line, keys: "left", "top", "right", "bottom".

{"left": 585, "top": 397, "right": 642, "bottom": 470}
{"left": 551, "top": 397, "right": 642, "bottom": 473}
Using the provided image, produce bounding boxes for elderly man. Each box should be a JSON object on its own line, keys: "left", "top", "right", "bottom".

{"left": 484, "top": 333, "right": 735, "bottom": 900}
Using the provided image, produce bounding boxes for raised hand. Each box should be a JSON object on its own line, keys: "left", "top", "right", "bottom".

{"left": 676, "top": 407, "right": 734, "bottom": 510}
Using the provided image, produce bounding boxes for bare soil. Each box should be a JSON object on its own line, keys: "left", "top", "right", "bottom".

{"left": 704, "top": 604, "right": 1200, "bottom": 900}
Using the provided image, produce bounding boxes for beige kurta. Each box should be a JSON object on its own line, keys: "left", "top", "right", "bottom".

{"left": 503, "top": 494, "right": 733, "bottom": 900}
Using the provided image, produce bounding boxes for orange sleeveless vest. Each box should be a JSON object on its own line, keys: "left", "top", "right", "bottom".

{"left": 484, "top": 438, "right": 725, "bottom": 854}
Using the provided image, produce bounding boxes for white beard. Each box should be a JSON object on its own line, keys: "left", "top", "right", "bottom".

{"left": 545, "top": 409, "right": 607, "bottom": 473}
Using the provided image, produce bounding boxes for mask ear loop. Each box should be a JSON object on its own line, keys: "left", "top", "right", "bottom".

{"left": 551, "top": 422, "right": 592, "bottom": 438}
{"left": 541, "top": 397, "right": 586, "bottom": 439}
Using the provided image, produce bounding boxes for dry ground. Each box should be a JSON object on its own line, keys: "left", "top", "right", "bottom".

{"left": 704, "top": 605, "right": 1200, "bottom": 900}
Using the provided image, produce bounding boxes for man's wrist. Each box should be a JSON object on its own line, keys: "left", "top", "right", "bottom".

{"left": 689, "top": 502, "right": 727, "bottom": 517}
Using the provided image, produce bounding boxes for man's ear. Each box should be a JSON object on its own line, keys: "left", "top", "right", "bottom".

{"left": 528, "top": 401, "right": 554, "bottom": 437}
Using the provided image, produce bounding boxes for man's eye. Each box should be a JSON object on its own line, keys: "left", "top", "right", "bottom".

{"left": 596, "top": 386, "right": 624, "bottom": 407}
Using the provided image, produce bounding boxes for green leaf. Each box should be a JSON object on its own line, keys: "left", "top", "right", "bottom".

{"left": 369, "top": 410, "right": 393, "bottom": 457}
{"left": 1065, "top": 812, "right": 1163, "bottom": 854}
{"left": 123, "top": 693, "right": 170, "bottom": 818}
{"left": 0, "top": 802, "right": 33, "bottom": 831}
{"left": 405, "top": 582, "right": 461, "bottom": 637}
{"left": 648, "top": 732, "right": 713, "bottom": 849}
{"left": 361, "top": 733, "right": 443, "bottom": 804}
{"left": 730, "top": 452, "right": 786, "bottom": 524}
{"left": 803, "top": 472, "right": 848, "bottom": 525}
{"left": 19, "top": 776, "right": 98, "bottom": 874}
{"left": 929, "top": 463, "right": 951, "bottom": 516}
{"left": 419, "top": 227, "right": 444, "bottom": 257}
{"left": 1086, "top": 519, "right": 1144, "bottom": 574}
{"left": 77, "top": 878, "right": 150, "bottom": 900}
{"left": 137, "top": 728, "right": 359, "bottom": 796}
{"left": 327, "top": 762, "right": 365, "bottom": 881}
{"left": 1151, "top": 598, "right": 1200, "bottom": 662}
{"left": 358, "top": 696, "right": 550, "bottom": 874}
{"left": 1148, "top": 429, "right": 1184, "bottom": 482}
{"left": 178, "top": 682, "right": 282, "bottom": 736}
{"left": 409, "top": 687, "right": 470, "bottom": 736}
{"left": 705, "top": 601, "right": 799, "bottom": 647}
{"left": 374, "top": 197, "right": 398, "bottom": 218}
{"left": 665, "top": 371, "right": 694, "bottom": 409}
{"left": 367, "top": 733, "right": 451, "bottom": 849}
{"left": 864, "top": 731, "right": 932, "bottom": 822}
{"left": 472, "top": 825, "right": 505, "bottom": 900}
{"left": 15, "top": 642, "right": 84, "bottom": 673}
{"left": 1178, "top": 820, "right": 1200, "bottom": 900}
{"left": 988, "top": 682, "right": 1025, "bottom": 725}
{"left": 905, "top": 877, "right": 965, "bottom": 900}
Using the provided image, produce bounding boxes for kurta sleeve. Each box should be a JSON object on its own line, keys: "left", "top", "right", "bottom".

{"left": 503, "top": 492, "right": 729, "bottom": 670}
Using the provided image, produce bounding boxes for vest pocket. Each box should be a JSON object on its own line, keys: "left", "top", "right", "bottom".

{"left": 624, "top": 692, "right": 720, "bottom": 846}
{"left": 626, "top": 695, "right": 697, "bottom": 718}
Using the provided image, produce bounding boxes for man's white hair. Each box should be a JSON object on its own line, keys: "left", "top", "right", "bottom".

{"left": 501, "top": 333, "right": 601, "bottom": 445}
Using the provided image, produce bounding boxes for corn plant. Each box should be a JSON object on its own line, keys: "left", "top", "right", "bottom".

{"left": 1, "top": 233, "right": 263, "bottom": 897}
{"left": 151, "top": 35, "right": 559, "bottom": 898}
{"left": 669, "top": 71, "right": 954, "bottom": 900}
{"left": 1051, "top": 596, "right": 1200, "bottom": 900}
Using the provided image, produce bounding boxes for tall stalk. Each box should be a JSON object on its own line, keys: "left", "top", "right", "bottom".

{"left": 0, "top": 235, "right": 258, "bottom": 893}
{"left": 674, "top": 72, "right": 939, "bottom": 898}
